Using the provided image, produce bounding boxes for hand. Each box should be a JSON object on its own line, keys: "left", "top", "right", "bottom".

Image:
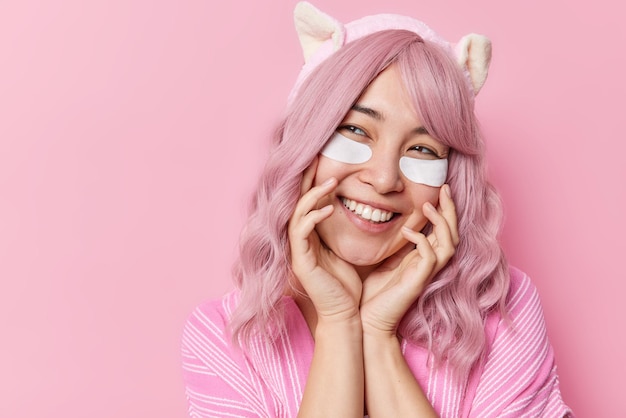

{"left": 360, "top": 184, "right": 459, "bottom": 337}
{"left": 288, "top": 158, "right": 363, "bottom": 323}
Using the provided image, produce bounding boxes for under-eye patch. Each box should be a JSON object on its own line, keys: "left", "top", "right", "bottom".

{"left": 399, "top": 157, "right": 448, "bottom": 187}
{"left": 320, "top": 132, "right": 448, "bottom": 187}
{"left": 320, "top": 132, "right": 372, "bottom": 164}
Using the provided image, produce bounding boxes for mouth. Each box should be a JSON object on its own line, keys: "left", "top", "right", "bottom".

{"left": 340, "top": 197, "right": 396, "bottom": 223}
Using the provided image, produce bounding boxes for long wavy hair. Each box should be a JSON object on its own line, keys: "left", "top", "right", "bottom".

{"left": 229, "top": 29, "right": 509, "bottom": 379}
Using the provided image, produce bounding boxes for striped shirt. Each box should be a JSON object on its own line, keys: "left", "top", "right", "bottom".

{"left": 181, "top": 267, "right": 572, "bottom": 417}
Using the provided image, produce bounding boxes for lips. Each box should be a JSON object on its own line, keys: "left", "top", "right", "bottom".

{"left": 340, "top": 197, "right": 395, "bottom": 223}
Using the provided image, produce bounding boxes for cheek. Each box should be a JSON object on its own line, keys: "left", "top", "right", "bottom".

{"left": 313, "top": 155, "right": 354, "bottom": 186}
{"left": 406, "top": 185, "right": 440, "bottom": 215}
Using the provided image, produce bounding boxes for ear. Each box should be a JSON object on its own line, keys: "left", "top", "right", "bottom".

{"left": 294, "top": 1, "right": 346, "bottom": 63}
{"left": 455, "top": 34, "right": 492, "bottom": 95}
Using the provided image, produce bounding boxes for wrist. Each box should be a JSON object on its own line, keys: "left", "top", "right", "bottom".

{"left": 361, "top": 318, "right": 400, "bottom": 340}
{"left": 362, "top": 326, "right": 402, "bottom": 351}
{"left": 315, "top": 315, "right": 363, "bottom": 342}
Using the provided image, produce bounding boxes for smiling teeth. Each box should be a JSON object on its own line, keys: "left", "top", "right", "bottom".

{"left": 341, "top": 197, "right": 394, "bottom": 223}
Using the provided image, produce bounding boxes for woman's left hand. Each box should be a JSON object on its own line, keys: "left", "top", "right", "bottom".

{"left": 359, "top": 184, "right": 459, "bottom": 337}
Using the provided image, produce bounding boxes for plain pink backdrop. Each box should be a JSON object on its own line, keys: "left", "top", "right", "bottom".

{"left": 1, "top": 0, "right": 623, "bottom": 416}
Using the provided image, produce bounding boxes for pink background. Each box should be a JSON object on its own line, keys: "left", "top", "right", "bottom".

{"left": 1, "top": 0, "right": 623, "bottom": 416}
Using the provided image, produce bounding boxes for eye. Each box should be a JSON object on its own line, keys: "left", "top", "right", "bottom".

{"left": 338, "top": 125, "right": 367, "bottom": 137}
{"left": 408, "top": 145, "right": 439, "bottom": 159}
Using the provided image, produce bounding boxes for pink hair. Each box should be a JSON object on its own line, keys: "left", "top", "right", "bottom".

{"left": 230, "top": 30, "right": 509, "bottom": 379}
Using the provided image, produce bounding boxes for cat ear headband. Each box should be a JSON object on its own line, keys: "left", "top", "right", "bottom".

{"left": 290, "top": 2, "right": 493, "bottom": 187}
{"left": 289, "top": 1, "right": 492, "bottom": 102}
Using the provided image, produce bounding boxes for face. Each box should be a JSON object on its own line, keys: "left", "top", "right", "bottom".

{"left": 313, "top": 64, "right": 449, "bottom": 275}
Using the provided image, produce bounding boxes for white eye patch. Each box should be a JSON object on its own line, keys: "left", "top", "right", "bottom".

{"left": 320, "top": 132, "right": 448, "bottom": 187}
{"left": 320, "top": 132, "right": 372, "bottom": 164}
{"left": 399, "top": 157, "right": 448, "bottom": 187}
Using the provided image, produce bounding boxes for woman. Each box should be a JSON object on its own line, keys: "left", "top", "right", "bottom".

{"left": 182, "top": 3, "right": 572, "bottom": 417}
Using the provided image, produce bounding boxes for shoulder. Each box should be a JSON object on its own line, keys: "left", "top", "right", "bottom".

{"left": 506, "top": 266, "right": 542, "bottom": 316}
{"left": 484, "top": 266, "right": 546, "bottom": 342}
{"left": 187, "top": 291, "right": 238, "bottom": 324}
{"left": 182, "top": 291, "right": 240, "bottom": 353}
{"left": 482, "top": 266, "right": 551, "bottom": 381}
{"left": 472, "top": 268, "right": 573, "bottom": 416}
{"left": 182, "top": 291, "right": 308, "bottom": 350}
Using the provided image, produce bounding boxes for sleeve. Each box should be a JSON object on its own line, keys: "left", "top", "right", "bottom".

{"left": 181, "top": 300, "right": 269, "bottom": 418}
{"left": 469, "top": 269, "right": 574, "bottom": 418}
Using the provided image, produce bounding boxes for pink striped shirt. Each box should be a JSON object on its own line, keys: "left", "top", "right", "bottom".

{"left": 181, "top": 267, "right": 572, "bottom": 417}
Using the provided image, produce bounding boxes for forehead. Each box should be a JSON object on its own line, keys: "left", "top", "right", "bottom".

{"left": 359, "top": 65, "right": 408, "bottom": 100}
{"left": 348, "top": 65, "right": 421, "bottom": 127}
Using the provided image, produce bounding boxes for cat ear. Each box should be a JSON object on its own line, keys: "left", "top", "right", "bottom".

{"left": 455, "top": 34, "right": 492, "bottom": 94}
{"left": 294, "top": 1, "right": 346, "bottom": 63}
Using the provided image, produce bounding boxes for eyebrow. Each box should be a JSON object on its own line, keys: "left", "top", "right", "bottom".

{"left": 351, "top": 104, "right": 383, "bottom": 121}
{"left": 351, "top": 104, "right": 431, "bottom": 136}
{"left": 413, "top": 126, "right": 429, "bottom": 136}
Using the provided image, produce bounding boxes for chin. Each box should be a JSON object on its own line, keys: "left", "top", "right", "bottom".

{"left": 332, "top": 241, "right": 398, "bottom": 267}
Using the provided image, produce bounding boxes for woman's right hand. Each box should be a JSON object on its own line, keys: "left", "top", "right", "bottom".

{"left": 288, "top": 158, "right": 362, "bottom": 324}
{"left": 291, "top": 159, "right": 366, "bottom": 418}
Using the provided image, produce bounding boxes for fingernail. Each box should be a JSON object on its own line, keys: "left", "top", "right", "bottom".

{"left": 322, "top": 177, "right": 335, "bottom": 186}
{"left": 425, "top": 202, "right": 436, "bottom": 212}
{"left": 443, "top": 184, "right": 451, "bottom": 198}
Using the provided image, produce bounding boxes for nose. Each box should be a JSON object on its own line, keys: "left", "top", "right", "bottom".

{"left": 358, "top": 146, "right": 404, "bottom": 194}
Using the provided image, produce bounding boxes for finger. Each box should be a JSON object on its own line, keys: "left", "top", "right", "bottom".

{"left": 423, "top": 201, "right": 456, "bottom": 267}
{"left": 398, "top": 228, "right": 437, "bottom": 284}
{"left": 289, "top": 173, "right": 337, "bottom": 270}
{"left": 401, "top": 227, "right": 435, "bottom": 258}
{"left": 292, "top": 204, "right": 334, "bottom": 233}
{"left": 289, "top": 204, "right": 334, "bottom": 257}
{"left": 291, "top": 176, "right": 337, "bottom": 222}
{"left": 376, "top": 240, "right": 415, "bottom": 272}
{"left": 401, "top": 225, "right": 425, "bottom": 247}
{"left": 438, "top": 184, "right": 459, "bottom": 246}
{"left": 424, "top": 185, "right": 458, "bottom": 249}
{"left": 412, "top": 232, "right": 438, "bottom": 277}
{"left": 300, "top": 157, "right": 319, "bottom": 196}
